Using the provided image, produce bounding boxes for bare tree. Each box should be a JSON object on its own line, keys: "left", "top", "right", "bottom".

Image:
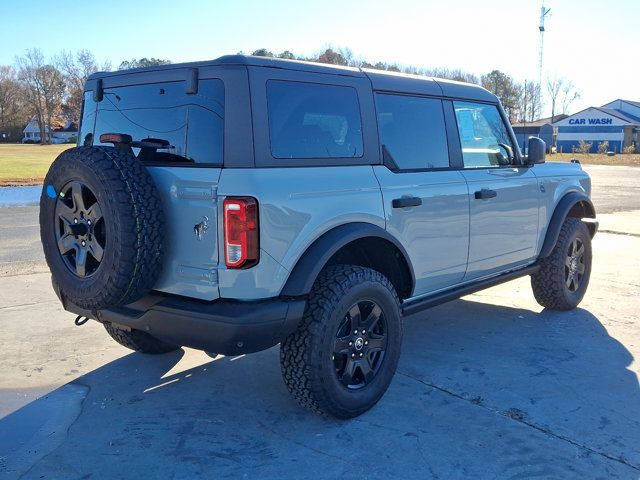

{"left": 16, "top": 49, "right": 65, "bottom": 144}
{"left": 521, "top": 81, "right": 543, "bottom": 123}
{"left": 118, "top": 58, "right": 171, "bottom": 70}
{"left": 0, "top": 66, "right": 28, "bottom": 138}
{"left": 560, "top": 81, "right": 580, "bottom": 115}
{"left": 547, "top": 77, "right": 580, "bottom": 121}
{"left": 56, "top": 50, "right": 105, "bottom": 123}
{"left": 424, "top": 67, "right": 479, "bottom": 84}
{"left": 315, "top": 48, "right": 348, "bottom": 66}
{"left": 547, "top": 77, "right": 562, "bottom": 123}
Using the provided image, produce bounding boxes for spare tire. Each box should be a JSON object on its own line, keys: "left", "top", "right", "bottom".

{"left": 40, "top": 146, "right": 164, "bottom": 310}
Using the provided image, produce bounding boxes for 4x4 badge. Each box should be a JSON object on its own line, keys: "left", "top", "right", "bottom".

{"left": 194, "top": 216, "right": 209, "bottom": 241}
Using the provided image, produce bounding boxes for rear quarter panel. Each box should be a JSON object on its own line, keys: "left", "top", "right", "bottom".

{"left": 216, "top": 166, "right": 385, "bottom": 300}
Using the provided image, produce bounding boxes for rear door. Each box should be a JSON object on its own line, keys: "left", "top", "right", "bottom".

{"left": 86, "top": 67, "right": 251, "bottom": 300}
{"left": 373, "top": 93, "right": 470, "bottom": 296}
{"left": 450, "top": 100, "right": 539, "bottom": 280}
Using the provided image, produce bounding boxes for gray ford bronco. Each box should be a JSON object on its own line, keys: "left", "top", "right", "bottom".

{"left": 40, "top": 55, "right": 598, "bottom": 418}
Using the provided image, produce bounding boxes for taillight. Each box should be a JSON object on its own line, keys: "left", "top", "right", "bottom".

{"left": 223, "top": 197, "right": 259, "bottom": 269}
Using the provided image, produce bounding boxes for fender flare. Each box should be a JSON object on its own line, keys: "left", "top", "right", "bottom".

{"left": 539, "top": 192, "right": 596, "bottom": 258}
{"left": 280, "top": 222, "right": 416, "bottom": 297}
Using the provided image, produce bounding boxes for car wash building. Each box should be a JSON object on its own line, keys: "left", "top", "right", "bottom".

{"left": 554, "top": 99, "right": 640, "bottom": 153}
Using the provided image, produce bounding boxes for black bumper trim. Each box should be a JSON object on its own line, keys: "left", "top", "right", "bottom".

{"left": 64, "top": 293, "right": 307, "bottom": 356}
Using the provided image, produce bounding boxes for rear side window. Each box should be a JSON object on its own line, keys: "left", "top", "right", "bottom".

{"left": 88, "top": 79, "right": 224, "bottom": 164}
{"left": 267, "top": 80, "right": 363, "bottom": 159}
{"left": 375, "top": 94, "right": 449, "bottom": 170}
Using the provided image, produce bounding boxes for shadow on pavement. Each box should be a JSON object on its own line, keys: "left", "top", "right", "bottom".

{"left": 2, "top": 299, "right": 639, "bottom": 479}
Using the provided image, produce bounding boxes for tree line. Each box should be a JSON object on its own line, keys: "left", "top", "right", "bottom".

{"left": 0, "top": 47, "right": 579, "bottom": 144}
{"left": 0, "top": 49, "right": 170, "bottom": 143}
{"left": 246, "top": 48, "right": 580, "bottom": 125}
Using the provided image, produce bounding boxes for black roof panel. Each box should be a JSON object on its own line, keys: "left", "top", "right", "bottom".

{"left": 87, "top": 55, "right": 495, "bottom": 102}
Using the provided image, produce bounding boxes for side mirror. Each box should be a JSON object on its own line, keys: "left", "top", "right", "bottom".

{"left": 527, "top": 137, "right": 546, "bottom": 164}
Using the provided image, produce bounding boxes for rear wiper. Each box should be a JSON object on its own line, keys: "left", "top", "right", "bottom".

{"left": 98, "top": 133, "right": 194, "bottom": 163}
{"left": 99, "top": 133, "right": 174, "bottom": 150}
{"left": 133, "top": 137, "right": 172, "bottom": 150}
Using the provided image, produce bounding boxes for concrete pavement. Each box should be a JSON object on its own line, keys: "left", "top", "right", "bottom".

{"left": 0, "top": 229, "right": 639, "bottom": 478}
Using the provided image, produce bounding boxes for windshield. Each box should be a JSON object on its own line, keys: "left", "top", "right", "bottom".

{"left": 79, "top": 78, "right": 224, "bottom": 164}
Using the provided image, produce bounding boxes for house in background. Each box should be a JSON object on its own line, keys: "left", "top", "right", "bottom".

{"left": 512, "top": 114, "right": 568, "bottom": 154}
{"left": 553, "top": 100, "right": 640, "bottom": 153}
{"left": 22, "top": 116, "right": 78, "bottom": 144}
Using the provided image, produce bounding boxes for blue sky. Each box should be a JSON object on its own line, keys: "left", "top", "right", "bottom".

{"left": 1, "top": 0, "right": 637, "bottom": 115}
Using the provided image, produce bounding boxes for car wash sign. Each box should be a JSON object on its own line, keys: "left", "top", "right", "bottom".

{"left": 568, "top": 117, "right": 613, "bottom": 125}
{"left": 556, "top": 107, "right": 627, "bottom": 128}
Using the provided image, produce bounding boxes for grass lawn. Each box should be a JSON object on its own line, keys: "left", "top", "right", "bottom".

{"left": 549, "top": 152, "right": 640, "bottom": 167}
{"left": 0, "top": 144, "right": 71, "bottom": 186}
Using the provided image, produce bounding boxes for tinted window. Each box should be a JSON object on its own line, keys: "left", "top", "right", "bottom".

{"left": 89, "top": 79, "right": 224, "bottom": 164}
{"left": 267, "top": 80, "right": 363, "bottom": 159}
{"left": 453, "top": 101, "right": 513, "bottom": 168}
{"left": 376, "top": 94, "right": 449, "bottom": 170}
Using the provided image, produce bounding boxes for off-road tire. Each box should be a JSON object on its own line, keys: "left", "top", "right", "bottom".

{"left": 280, "top": 265, "right": 402, "bottom": 418}
{"left": 103, "top": 322, "right": 180, "bottom": 354}
{"left": 40, "top": 146, "right": 164, "bottom": 310}
{"left": 531, "top": 217, "right": 592, "bottom": 310}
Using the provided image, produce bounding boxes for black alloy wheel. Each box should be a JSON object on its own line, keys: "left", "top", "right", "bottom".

{"left": 565, "top": 237, "right": 586, "bottom": 293}
{"left": 54, "top": 180, "right": 106, "bottom": 278}
{"left": 333, "top": 300, "right": 388, "bottom": 389}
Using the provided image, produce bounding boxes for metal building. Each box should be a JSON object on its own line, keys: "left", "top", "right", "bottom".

{"left": 554, "top": 100, "right": 640, "bottom": 153}
{"left": 512, "top": 114, "right": 567, "bottom": 153}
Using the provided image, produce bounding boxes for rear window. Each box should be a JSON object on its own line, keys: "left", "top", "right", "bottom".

{"left": 80, "top": 79, "right": 224, "bottom": 164}
{"left": 266, "top": 80, "right": 363, "bottom": 159}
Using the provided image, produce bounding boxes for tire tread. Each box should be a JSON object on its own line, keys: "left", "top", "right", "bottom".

{"left": 280, "top": 265, "right": 400, "bottom": 417}
{"left": 531, "top": 217, "right": 591, "bottom": 311}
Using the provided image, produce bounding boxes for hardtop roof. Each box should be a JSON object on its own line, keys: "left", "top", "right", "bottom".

{"left": 87, "top": 54, "right": 497, "bottom": 103}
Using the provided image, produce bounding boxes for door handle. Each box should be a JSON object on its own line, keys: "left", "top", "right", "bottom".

{"left": 392, "top": 196, "right": 422, "bottom": 208}
{"left": 474, "top": 189, "right": 497, "bottom": 200}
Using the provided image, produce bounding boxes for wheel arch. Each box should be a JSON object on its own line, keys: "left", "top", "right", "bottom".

{"left": 539, "top": 192, "right": 596, "bottom": 258}
{"left": 279, "top": 223, "right": 415, "bottom": 300}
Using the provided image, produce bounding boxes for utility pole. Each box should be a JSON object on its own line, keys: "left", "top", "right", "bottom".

{"left": 538, "top": 4, "right": 551, "bottom": 90}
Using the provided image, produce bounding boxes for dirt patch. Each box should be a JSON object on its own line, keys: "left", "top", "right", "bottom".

{"left": 550, "top": 153, "right": 640, "bottom": 167}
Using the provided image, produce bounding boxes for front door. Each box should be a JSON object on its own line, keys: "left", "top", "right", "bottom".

{"left": 451, "top": 100, "right": 540, "bottom": 280}
{"left": 373, "top": 93, "right": 470, "bottom": 296}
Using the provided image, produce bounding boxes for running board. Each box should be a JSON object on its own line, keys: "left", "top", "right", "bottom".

{"left": 401, "top": 264, "right": 540, "bottom": 316}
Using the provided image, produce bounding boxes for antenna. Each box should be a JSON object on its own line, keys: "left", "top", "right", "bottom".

{"left": 538, "top": 3, "right": 551, "bottom": 88}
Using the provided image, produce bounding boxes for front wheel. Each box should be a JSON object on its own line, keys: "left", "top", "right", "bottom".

{"left": 531, "top": 217, "right": 592, "bottom": 311}
{"left": 280, "top": 265, "right": 402, "bottom": 418}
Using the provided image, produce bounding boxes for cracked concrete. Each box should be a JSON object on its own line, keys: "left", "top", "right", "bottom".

{"left": 397, "top": 371, "right": 639, "bottom": 472}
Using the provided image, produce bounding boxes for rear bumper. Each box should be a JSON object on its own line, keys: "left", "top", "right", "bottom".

{"left": 60, "top": 289, "right": 306, "bottom": 356}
